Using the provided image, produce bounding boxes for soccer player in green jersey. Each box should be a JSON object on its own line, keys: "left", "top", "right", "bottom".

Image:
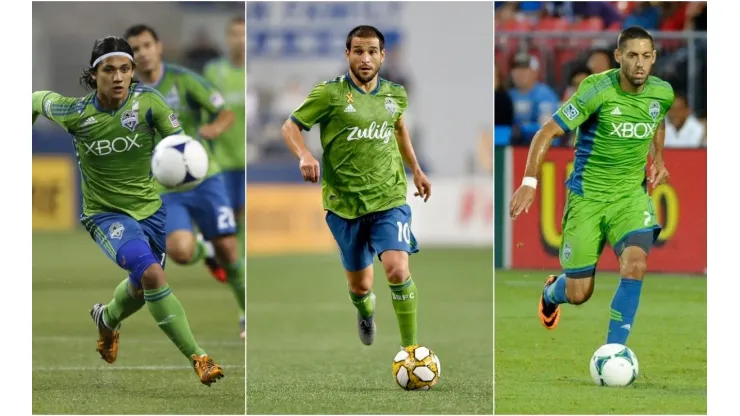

{"left": 203, "top": 15, "right": 246, "bottom": 270}
{"left": 125, "top": 25, "right": 246, "bottom": 339}
{"left": 509, "top": 27, "right": 674, "bottom": 347}
{"left": 281, "top": 26, "right": 432, "bottom": 349}
{"left": 31, "top": 36, "right": 224, "bottom": 385}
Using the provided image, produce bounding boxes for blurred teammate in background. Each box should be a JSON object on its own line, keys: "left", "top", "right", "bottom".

{"left": 203, "top": 15, "right": 246, "bottom": 272}
{"left": 125, "top": 24, "right": 246, "bottom": 339}
{"left": 281, "top": 25, "right": 432, "bottom": 351}
{"left": 509, "top": 26, "right": 673, "bottom": 347}
{"left": 31, "top": 36, "right": 224, "bottom": 385}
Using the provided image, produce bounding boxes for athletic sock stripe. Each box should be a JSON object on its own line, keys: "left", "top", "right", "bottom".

{"left": 144, "top": 288, "right": 172, "bottom": 302}
{"left": 389, "top": 278, "right": 413, "bottom": 292}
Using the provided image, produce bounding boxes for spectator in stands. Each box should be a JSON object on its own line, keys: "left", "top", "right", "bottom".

{"left": 570, "top": 1, "right": 623, "bottom": 28}
{"left": 508, "top": 53, "right": 560, "bottom": 145}
{"left": 622, "top": 2, "right": 660, "bottom": 30}
{"left": 587, "top": 48, "right": 615, "bottom": 75}
{"left": 562, "top": 65, "right": 591, "bottom": 102}
{"left": 665, "top": 92, "right": 705, "bottom": 148}
{"left": 686, "top": 2, "right": 707, "bottom": 31}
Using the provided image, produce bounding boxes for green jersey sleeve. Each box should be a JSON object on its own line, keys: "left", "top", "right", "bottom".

{"left": 290, "top": 82, "right": 331, "bottom": 131}
{"left": 32, "top": 91, "right": 80, "bottom": 130}
{"left": 147, "top": 90, "right": 184, "bottom": 138}
{"left": 553, "top": 76, "right": 603, "bottom": 133}
{"left": 182, "top": 71, "right": 227, "bottom": 117}
{"left": 396, "top": 85, "right": 409, "bottom": 120}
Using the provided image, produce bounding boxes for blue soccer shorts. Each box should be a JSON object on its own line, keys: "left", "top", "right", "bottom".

{"left": 161, "top": 174, "right": 237, "bottom": 240}
{"left": 80, "top": 205, "right": 167, "bottom": 287}
{"left": 325, "top": 204, "right": 419, "bottom": 272}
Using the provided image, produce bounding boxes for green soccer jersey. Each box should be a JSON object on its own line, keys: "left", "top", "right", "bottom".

{"left": 31, "top": 84, "right": 183, "bottom": 220}
{"left": 142, "top": 63, "right": 228, "bottom": 193}
{"left": 203, "top": 58, "right": 245, "bottom": 171}
{"left": 291, "top": 74, "right": 408, "bottom": 219}
{"left": 553, "top": 69, "right": 675, "bottom": 201}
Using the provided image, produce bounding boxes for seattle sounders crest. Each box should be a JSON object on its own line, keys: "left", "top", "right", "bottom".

{"left": 120, "top": 110, "right": 138, "bottom": 132}
{"left": 385, "top": 96, "right": 397, "bottom": 116}
{"left": 648, "top": 101, "right": 660, "bottom": 120}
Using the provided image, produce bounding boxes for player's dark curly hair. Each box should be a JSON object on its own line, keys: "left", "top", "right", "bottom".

{"left": 618, "top": 26, "right": 655, "bottom": 51}
{"left": 346, "top": 25, "right": 385, "bottom": 50}
{"left": 79, "top": 36, "right": 136, "bottom": 91}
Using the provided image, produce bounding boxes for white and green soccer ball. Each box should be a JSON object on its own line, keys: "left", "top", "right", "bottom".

{"left": 392, "top": 345, "right": 441, "bottom": 390}
{"left": 151, "top": 134, "right": 209, "bottom": 188}
{"left": 589, "top": 343, "right": 639, "bottom": 387}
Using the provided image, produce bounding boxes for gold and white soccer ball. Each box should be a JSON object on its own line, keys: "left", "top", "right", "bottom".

{"left": 151, "top": 134, "right": 209, "bottom": 188}
{"left": 392, "top": 345, "right": 441, "bottom": 390}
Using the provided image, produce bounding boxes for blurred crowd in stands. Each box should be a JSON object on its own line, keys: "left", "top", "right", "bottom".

{"left": 494, "top": 1, "right": 707, "bottom": 149}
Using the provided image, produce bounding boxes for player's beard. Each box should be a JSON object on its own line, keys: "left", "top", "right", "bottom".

{"left": 623, "top": 67, "right": 648, "bottom": 87}
{"left": 350, "top": 63, "right": 381, "bottom": 84}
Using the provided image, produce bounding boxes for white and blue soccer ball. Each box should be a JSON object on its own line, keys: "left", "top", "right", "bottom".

{"left": 151, "top": 134, "right": 209, "bottom": 188}
{"left": 392, "top": 345, "right": 441, "bottom": 390}
{"left": 589, "top": 343, "right": 639, "bottom": 387}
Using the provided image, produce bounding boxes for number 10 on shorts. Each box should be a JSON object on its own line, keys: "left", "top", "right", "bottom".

{"left": 397, "top": 221, "right": 411, "bottom": 244}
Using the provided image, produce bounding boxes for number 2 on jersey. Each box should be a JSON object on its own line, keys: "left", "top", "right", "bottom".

{"left": 218, "top": 206, "right": 236, "bottom": 230}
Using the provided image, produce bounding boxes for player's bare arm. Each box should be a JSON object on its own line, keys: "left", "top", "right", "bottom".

{"left": 509, "top": 118, "right": 565, "bottom": 219}
{"left": 281, "top": 118, "right": 320, "bottom": 183}
{"left": 394, "top": 116, "right": 431, "bottom": 202}
{"left": 199, "top": 108, "right": 235, "bottom": 140}
{"left": 648, "top": 119, "right": 669, "bottom": 187}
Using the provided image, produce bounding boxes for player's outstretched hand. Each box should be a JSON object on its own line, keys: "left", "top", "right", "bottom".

{"left": 648, "top": 160, "right": 669, "bottom": 188}
{"left": 299, "top": 152, "right": 320, "bottom": 183}
{"left": 509, "top": 185, "right": 536, "bottom": 220}
{"left": 413, "top": 170, "right": 432, "bottom": 202}
{"left": 199, "top": 124, "right": 222, "bottom": 140}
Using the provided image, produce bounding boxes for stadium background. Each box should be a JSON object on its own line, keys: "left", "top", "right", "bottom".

{"left": 246, "top": 2, "right": 494, "bottom": 413}
{"left": 493, "top": 2, "right": 707, "bottom": 414}
{"left": 494, "top": 1, "right": 707, "bottom": 274}
{"left": 32, "top": 2, "right": 246, "bottom": 414}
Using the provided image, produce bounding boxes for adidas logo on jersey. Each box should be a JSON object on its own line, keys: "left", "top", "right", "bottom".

{"left": 81, "top": 116, "right": 97, "bottom": 127}
{"left": 611, "top": 107, "right": 622, "bottom": 115}
{"left": 344, "top": 104, "right": 356, "bottom": 113}
{"left": 620, "top": 324, "right": 631, "bottom": 331}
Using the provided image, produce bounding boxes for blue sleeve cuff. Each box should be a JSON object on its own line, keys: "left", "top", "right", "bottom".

{"left": 290, "top": 115, "right": 311, "bottom": 131}
{"left": 552, "top": 113, "right": 571, "bottom": 133}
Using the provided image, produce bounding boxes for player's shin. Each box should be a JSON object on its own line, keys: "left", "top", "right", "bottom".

{"left": 224, "top": 259, "right": 246, "bottom": 314}
{"left": 389, "top": 277, "right": 418, "bottom": 347}
{"left": 103, "top": 278, "right": 145, "bottom": 329}
{"left": 144, "top": 283, "right": 207, "bottom": 359}
{"left": 606, "top": 277, "right": 643, "bottom": 345}
{"left": 187, "top": 238, "right": 208, "bottom": 265}
{"left": 349, "top": 287, "right": 374, "bottom": 318}
{"left": 544, "top": 274, "right": 569, "bottom": 305}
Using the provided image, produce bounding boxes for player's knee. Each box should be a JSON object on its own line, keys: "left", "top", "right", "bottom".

{"left": 140, "top": 263, "right": 166, "bottom": 290}
{"left": 117, "top": 239, "right": 162, "bottom": 289}
{"left": 381, "top": 255, "right": 410, "bottom": 284}
{"left": 212, "top": 235, "right": 239, "bottom": 264}
{"left": 621, "top": 258, "right": 647, "bottom": 280}
{"left": 166, "top": 232, "right": 195, "bottom": 264}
